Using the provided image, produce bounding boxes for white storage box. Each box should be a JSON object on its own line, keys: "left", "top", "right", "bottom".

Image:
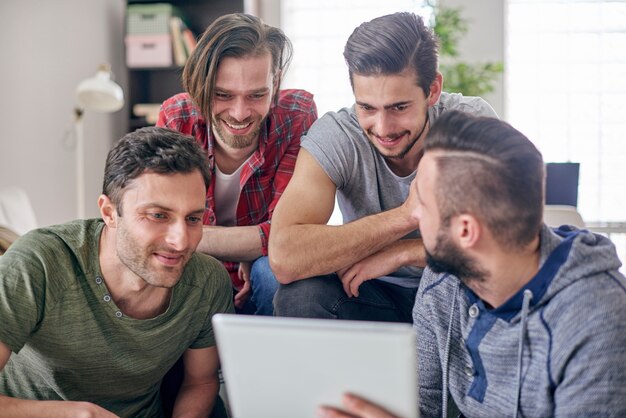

{"left": 125, "top": 34, "right": 172, "bottom": 68}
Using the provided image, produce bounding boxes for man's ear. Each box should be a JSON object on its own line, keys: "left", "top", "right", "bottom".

{"left": 451, "top": 213, "right": 480, "bottom": 249}
{"left": 98, "top": 194, "right": 118, "bottom": 228}
{"left": 427, "top": 72, "right": 443, "bottom": 107}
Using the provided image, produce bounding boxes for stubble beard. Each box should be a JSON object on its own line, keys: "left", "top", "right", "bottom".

{"left": 368, "top": 114, "right": 429, "bottom": 161}
{"left": 116, "top": 222, "right": 188, "bottom": 289}
{"left": 212, "top": 114, "right": 264, "bottom": 149}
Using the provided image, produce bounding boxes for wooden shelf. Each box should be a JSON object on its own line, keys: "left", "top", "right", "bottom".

{"left": 126, "top": 0, "right": 244, "bottom": 129}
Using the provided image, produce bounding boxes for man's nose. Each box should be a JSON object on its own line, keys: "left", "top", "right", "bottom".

{"left": 229, "top": 97, "right": 252, "bottom": 122}
{"left": 165, "top": 220, "right": 188, "bottom": 252}
{"left": 373, "top": 112, "right": 393, "bottom": 138}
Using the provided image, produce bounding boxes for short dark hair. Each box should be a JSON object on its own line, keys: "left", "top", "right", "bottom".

{"left": 183, "top": 13, "right": 293, "bottom": 122}
{"left": 424, "top": 111, "right": 545, "bottom": 249}
{"left": 343, "top": 12, "right": 439, "bottom": 96}
{"left": 102, "top": 127, "right": 210, "bottom": 215}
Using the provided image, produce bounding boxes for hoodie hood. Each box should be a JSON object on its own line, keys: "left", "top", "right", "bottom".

{"left": 484, "top": 223, "right": 623, "bottom": 322}
{"left": 537, "top": 223, "right": 622, "bottom": 300}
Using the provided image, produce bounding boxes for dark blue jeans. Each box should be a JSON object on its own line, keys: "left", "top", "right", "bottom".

{"left": 273, "top": 274, "right": 417, "bottom": 323}
{"left": 238, "top": 256, "right": 280, "bottom": 316}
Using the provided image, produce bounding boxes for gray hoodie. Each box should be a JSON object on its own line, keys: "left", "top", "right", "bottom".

{"left": 414, "top": 224, "right": 626, "bottom": 417}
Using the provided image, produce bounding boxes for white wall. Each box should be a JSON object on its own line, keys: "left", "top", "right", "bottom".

{"left": 0, "top": 0, "right": 128, "bottom": 228}
{"left": 439, "top": 0, "right": 505, "bottom": 116}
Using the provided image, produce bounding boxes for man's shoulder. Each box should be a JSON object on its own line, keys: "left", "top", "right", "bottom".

{"left": 274, "top": 89, "right": 316, "bottom": 115}
{"left": 435, "top": 92, "right": 498, "bottom": 119}
{"left": 159, "top": 93, "right": 203, "bottom": 123}
{"left": 4, "top": 220, "right": 100, "bottom": 262}
{"left": 177, "top": 253, "right": 234, "bottom": 315}
{"left": 304, "top": 106, "right": 361, "bottom": 140}
{"left": 183, "top": 253, "right": 231, "bottom": 289}
{"left": 542, "top": 270, "right": 626, "bottom": 331}
{"left": 418, "top": 268, "right": 458, "bottom": 299}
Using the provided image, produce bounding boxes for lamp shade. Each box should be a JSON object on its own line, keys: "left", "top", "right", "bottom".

{"left": 76, "top": 64, "right": 124, "bottom": 112}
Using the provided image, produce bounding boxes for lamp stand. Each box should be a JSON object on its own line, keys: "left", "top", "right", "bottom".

{"left": 74, "top": 108, "right": 85, "bottom": 219}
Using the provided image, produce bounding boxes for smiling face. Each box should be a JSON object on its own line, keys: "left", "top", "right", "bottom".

{"left": 111, "top": 170, "right": 206, "bottom": 289}
{"left": 210, "top": 53, "right": 275, "bottom": 150}
{"left": 353, "top": 70, "right": 440, "bottom": 175}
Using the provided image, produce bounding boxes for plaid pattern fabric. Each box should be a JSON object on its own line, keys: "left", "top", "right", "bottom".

{"left": 157, "top": 89, "right": 317, "bottom": 288}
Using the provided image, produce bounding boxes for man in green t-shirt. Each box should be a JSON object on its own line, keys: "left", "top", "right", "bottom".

{"left": 0, "top": 127, "right": 234, "bottom": 417}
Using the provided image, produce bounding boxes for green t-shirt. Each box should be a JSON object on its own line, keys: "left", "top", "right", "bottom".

{"left": 0, "top": 219, "right": 234, "bottom": 417}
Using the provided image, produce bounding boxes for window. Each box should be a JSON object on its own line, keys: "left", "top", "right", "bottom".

{"left": 281, "top": 0, "right": 432, "bottom": 116}
{"left": 506, "top": 0, "right": 626, "bottom": 223}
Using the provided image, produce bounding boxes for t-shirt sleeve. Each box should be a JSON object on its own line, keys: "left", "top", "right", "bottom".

{"left": 300, "top": 109, "right": 360, "bottom": 191}
{"left": 458, "top": 96, "right": 499, "bottom": 118}
{"left": 189, "top": 260, "right": 235, "bottom": 349}
{"left": 0, "top": 234, "right": 47, "bottom": 353}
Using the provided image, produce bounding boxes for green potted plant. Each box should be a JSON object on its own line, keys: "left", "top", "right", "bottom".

{"left": 432, "top": 4, "right": 504, "bottom": 96}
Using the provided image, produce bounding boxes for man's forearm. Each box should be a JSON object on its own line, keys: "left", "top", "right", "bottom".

{"left": 197, "top": 225, "right": 263, "bottom": 262}
{"left": 270, "top": 204, "right": 419, "bottom": 283}
{"left": 171, "top": 381, "right": 219, "bottom": 418}
{"left": 0, "top": 396, "right": 118, "bottom": 417}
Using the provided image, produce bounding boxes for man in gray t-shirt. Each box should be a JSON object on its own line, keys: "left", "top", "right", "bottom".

{"left": 269, "top": 12, "right": 497, "bottom": 322}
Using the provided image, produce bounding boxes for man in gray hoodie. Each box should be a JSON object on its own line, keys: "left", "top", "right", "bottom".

{"left": 318, "top": 111, "right": 626, "bottom": 418}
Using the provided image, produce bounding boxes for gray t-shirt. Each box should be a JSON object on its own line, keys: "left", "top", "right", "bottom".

{"left": 302, "top": 92, "right": 497, "bottom": 287}
{"left": 0, "top": 219, "right": 234, "bottom": 417}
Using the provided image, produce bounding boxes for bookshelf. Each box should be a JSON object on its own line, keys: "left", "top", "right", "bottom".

{"left": 126, "top": 0, "right": 244, "bottom": 130}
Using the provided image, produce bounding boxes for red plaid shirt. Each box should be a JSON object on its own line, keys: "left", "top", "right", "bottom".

{"left": 157, "top": 89, "right": 317, "bottom": 288}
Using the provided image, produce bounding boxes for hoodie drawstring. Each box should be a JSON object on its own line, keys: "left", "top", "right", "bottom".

{"left": 441, "top": 284, "right": 459, "bottom": 418}
{"left": 514, "top": 289, "right": 533, "bottom": 418}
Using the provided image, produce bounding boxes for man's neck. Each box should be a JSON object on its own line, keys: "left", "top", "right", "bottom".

{"left": 385, "top": 147, "right": 425, "bottom": 178}
{"left": 214, "top": 139, "right": 258, "bottom": 175}
{"left": 467, "top": 237, "right": 541, "bottom": 308}
{"left": 98, "top": 226, "right": 172, "bottom": 319}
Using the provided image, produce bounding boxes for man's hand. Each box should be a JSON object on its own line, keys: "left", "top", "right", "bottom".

{"left": 0, "top": 398, "right": 120, "bottom": 418}
{"left": 337, "top": 239, "right": 425, "bottom": 298}
{"left": 71, "top": 402, "right": 121, "bottom": 417}
{"left": 401, "top": 177, "right": 421, "bottom": 226}
{"left": 317, "top": 393, "right": 399, "bottom": 418}
{"left": 338, "top": 248, "right": 400, "bottom": 298}
{"left": 234, "top": 261, "right": 252, "bottom": 309}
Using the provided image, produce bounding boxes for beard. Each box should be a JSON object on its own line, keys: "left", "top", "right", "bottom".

{"left": 212, "top": 113, "right": 264, "bottom": 149}
{"left": 116, "top": 220, "right": 191, "bottom": 289}
{"left": 425, "top": 228, "right": 486, "bottom": 284}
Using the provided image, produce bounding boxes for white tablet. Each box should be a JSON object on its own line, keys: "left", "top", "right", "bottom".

{"left": 212, "top": 314, "right": 418, "bottom": 418}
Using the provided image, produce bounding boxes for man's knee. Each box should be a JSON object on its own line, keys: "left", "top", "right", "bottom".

{"left": 250, "top": 256, "right": 271, "bottom": 277}
{"left": 273, "top": 275, "right": 343, "bottom": 318}
{"left": 249, "top": 256, "right": 279, "bottom": 315}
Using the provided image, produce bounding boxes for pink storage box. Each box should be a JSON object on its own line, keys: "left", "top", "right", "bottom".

{"left": 125, "top": 34, "right": 172, "bottom": 68}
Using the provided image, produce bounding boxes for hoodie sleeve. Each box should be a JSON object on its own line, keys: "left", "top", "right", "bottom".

{"left": 549, "top": 272, "right": 626, "bottom": 417}
{"left": 414, "top": 270, "right": 445, "bottom": 418}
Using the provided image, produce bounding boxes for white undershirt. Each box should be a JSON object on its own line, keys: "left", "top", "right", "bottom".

{"left": 214, "top": 159, "right": 248, "bottom": 226}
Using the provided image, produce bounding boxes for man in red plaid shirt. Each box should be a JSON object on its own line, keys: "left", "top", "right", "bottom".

{"left": 157, "top": 13, "right": 317, "bottom": 315}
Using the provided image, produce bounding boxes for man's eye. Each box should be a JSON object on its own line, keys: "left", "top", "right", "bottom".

{"left": 250, "top": 93, "right": 267, "bottom": 100}
{"left": 359, "top": 104, "right": 373, "bottom": 111}
{"left": 187, "top": 216, "right": 202, "bottom": 225}
{"left": 394, "top": 105, "right": 408, "bottom": 111}
{"left": 215, "top": 92, "right": 231, "bottom": 100}
{"left": 149, "top": 213, "right": 167, "bottom": 220}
